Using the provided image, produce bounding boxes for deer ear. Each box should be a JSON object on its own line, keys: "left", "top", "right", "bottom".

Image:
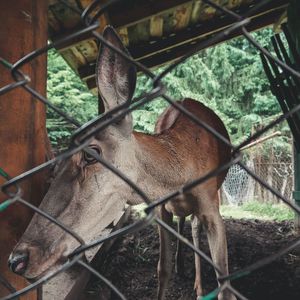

{"left": 96, "top": 26, "right": 136, "bottom": 112}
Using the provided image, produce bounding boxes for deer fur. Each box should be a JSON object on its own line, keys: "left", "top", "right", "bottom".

{"left": 9, "top": 26, "right": 236, "bottom": 300}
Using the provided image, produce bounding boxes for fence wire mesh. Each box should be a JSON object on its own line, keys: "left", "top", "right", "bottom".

{"left": 0, "top": 0, "right": 300, "bottom": 299}
{"left": 223, "top": 138, "right": 294, "bottom": 205}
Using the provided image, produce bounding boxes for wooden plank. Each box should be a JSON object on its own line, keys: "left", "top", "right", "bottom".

{"left": 76, "top": 39, "right": 98, "bottom": 63}
{"left": 78, "top": 63, "right": 95, "bottom": 79}
{"left": 191, "top": 0, "right": 202, "bottom": 24}
{"left": 117, "top": 27, "right": 129, "bottom": 46}
{"left": 50, "top": 0, "right": 110, "bottom": 50}
{"left": 163, "top": 10, "right": 176, "bottom": 35}
{"left": 228, "top": 0, "right": 245, "bottom": 9}
{"left": 87, "top": 76, "right": 98, "bottom": 90}
{"left": 90, "top": 87, "right": 98, "bottom": 95}
{"left": 78, "top": 0, "right": 110, "bottom": 34}
{"left": 174, "top": 3, "right": 193, "bottom": 30}
{"left": 135, "top": 7, "right": 286, "bottom": 69}
{"left": 72, "top": 46, "right": 88, "bottom": 65}
{"left": 49, "top": 0, "right": 192, "bottom": 49}
{"left": 50, "top": 26, "right": 94, "bottom": 51}
{"left": 150, "top": 16, "right": 164, "bottom": 38}
{"left": 0, "top": 1, "right": 51, "bottom": 299}
{"left": 83, "top": 5, "right": 287, "bottom": 89}
{"left": 127, "top": 20, "right": 150, "bottom": 45}
{"left": 109, "top": 0, "right": 193, "bottom": 28}
{"left": 50, "top": 0, "right": 287, "bottom": 52}
{"left": 59, "top": 47, "right": 87, "bottom": 71}
{"left": 49, "top": 0, "right": 81, "bottom": 29}
{"left": 127, "top": 0, "right": 288, "bottom": 60}
{"left": 53, "top": 0, "right": 108, "bottom": 65}
{"left": 201, "top": 0, "right": 218, "bottom": 21}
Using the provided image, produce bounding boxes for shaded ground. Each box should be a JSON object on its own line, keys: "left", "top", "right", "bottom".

{"left": 83, "top": 217, "right": 300, "bottom": 300}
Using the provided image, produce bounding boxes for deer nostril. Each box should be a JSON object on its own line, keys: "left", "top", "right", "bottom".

{"left": 8, "top": 253, "right": 29, "bottom": 275}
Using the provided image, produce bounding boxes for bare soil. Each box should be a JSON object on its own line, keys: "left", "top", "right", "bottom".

{"left": 83, "top": 217, "right": 300, "bottom": 300}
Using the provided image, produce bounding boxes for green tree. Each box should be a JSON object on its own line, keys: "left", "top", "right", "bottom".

{"left": 47, "top": 49, "right": 98, "bottom": 145}
{"left": 47, "top": 28, "right": 289, "bottom": 156}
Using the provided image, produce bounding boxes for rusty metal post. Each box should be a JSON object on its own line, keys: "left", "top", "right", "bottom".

{"left": 0, "top": 1, "right": 50, "bottom": 299}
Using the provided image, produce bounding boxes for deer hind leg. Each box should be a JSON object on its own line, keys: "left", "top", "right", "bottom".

{"left": 157, "top": 205, "right": 173, "bottom": 300}
{"left": 201, "top": 193, "right": 237, "bottom": 300}
{"left": 175, "top": 216, "right": 185, "bottom": 276}
{"left": 191, "top": 214, "right": 203, "bottom": 297}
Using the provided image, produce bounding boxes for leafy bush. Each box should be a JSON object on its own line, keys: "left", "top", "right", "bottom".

{"left": 47, "top": 49, "right": 98, "bottom": 146}
{"left": 47, "top": 28, "right": 290, "bottom": 156}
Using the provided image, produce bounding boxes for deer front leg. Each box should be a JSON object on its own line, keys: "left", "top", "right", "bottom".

{"left": 191, "top": 215, "right": 203, "bottom": 297}
{"left": 203, "top": 207, "right": 237, "bottom": 300}
{"left": 175, "top": 216, "right": 185, "bottom": 276}
{"left": 157, "top": 205, "right": 173, "bottom": 300}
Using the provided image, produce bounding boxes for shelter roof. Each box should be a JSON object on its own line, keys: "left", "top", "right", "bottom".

{"left": 48, "top": 0, "right": 289, "bottom": 93}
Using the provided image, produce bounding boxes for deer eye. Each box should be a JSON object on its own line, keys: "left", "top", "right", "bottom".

{"left": 83, "top": 146, "right": 102, "bottom": 165}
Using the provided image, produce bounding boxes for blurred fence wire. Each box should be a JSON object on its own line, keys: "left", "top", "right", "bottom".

{"left": 1, "top": 0, "right": 300, "bottom": 299}
{"left": 223, "top": 142, "right": 294, "bottom": 205}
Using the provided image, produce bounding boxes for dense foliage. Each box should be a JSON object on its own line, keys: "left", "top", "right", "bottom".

{"left": 47, "top": 28, "right": 290, "bottom": 155}
{"left": 47, "top": 50, "right": 98, "bottom": 145}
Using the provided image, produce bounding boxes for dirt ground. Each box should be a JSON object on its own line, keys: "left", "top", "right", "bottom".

{"left": 83, "top": 216, "right": 300, "bottom": 300}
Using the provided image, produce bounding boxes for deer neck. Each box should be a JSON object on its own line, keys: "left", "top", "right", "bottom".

{"left": 127, "top": 131, "right": 177, "bottom": 206}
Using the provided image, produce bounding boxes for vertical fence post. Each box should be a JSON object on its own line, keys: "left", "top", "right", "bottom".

{"left": 293, "top": 144, "right": 300, "bottom": 231}
{"left": 0, "top": 1, "right": 50, "bottom": 298}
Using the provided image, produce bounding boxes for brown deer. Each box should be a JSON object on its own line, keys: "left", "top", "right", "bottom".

{"left": 8, "top": 26, "right": 236, "bottom": 300}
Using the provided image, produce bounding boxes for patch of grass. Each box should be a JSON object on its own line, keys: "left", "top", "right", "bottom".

{"left": 221, "top": 201, "right": 294, "bottom": 221}
{"left": 242, "top": 201, "right": 294, "bottom": 221}
{"left": 133, "top": 201, "right": 295, "bottom": 222}
{"left": 221, "top": 205, "right": 270, "bottom": 220}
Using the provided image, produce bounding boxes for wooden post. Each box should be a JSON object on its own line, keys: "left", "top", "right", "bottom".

{"left": 0, "top": 1, "right": 50, "bottom": 299}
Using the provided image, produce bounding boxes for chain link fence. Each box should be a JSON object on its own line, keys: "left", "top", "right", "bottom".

{"left": 1, "top": 0, "right": 300, "bottom": 299}
{"left": 223, "top": 137, "right": 294, "bottom": 205}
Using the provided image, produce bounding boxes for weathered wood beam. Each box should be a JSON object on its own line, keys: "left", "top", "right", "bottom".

{"left": 50, "top": 23, "right": 96, "bottom": 51}
{"left": 129, "top": 3, "right": 287, "bottom": 61}
{"left": 49, "top": 0, "right": 110, "bottom": 51}
{"left": 78, "top": 0, "right": 111, "bottom": 34}
{"left": 81, "top": 2, "right": 287, "bottom": 90}
{"left": 109, "top": 0, "right": 192, "bottom": 28}
{"left": 51, "top": 0, "right": 192, "bottom": 50}
{"left": 0, "top": 1, "right": 51, "bottom": 299}
{"left": 134, "top": 7, "right": 286, "bottom": 68}
{"left": 150, "top": 15, "right": 164, "bottom": 38}
{"left": 51, "top": 0, "right": 288, "bottom": 51}
{"left": 174, "top": 3, "right": 193, "bottom": 31}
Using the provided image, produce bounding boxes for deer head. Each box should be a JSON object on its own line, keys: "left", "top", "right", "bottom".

{"left": 8, "top": 26, "right": 138, "bottom": 280}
